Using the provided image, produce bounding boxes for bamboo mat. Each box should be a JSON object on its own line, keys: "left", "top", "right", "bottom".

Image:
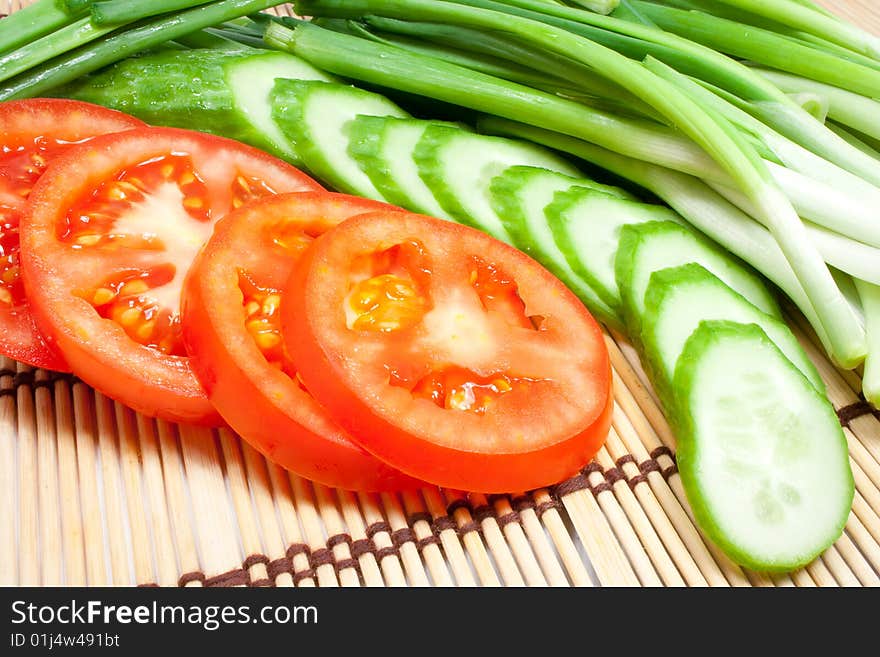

{"left": 2, "top": 0, "right": 880, "bottom": 588}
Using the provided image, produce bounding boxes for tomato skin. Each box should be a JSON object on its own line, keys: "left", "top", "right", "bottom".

{"left": 283, "top": 211, "right": 612, "bottom": 493}
{"left": 20, "top": 127, "right": 322, "bottom": 425}
{"left": 0, "top": 98, "right": 146, "bottom": 371}
{"left": 181, "top": 192, "right": 421, "bottom": 490}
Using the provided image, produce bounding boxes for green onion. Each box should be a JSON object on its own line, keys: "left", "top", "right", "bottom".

{"left": 709, "top": 0, "right": 880, "bottom": 60}
{"left": 91, "top": 0, "right": 218, "bottom": 25}
{"left": 569, "top": 0, "right": 620, "bottom": 14}
{"left": 856, "top": 280, "right": 880, "bottom": 408}
{"left": 264, "top": 20, "right": 719, "bottom": 176}
{"left": 629, "top": 1, "right": 880, "bottom": 98}
{"left": 0, "top": 0, "right": 283, "bottom": 101}
{"left": 751, "top": 67, "right": 880, "bottom": 144}
{"left": 0, "top": 17, "right": 121, "bottom": 85}
{"left": 478, "top": 116, "right": 868, "bottom": 365}
{"left": 0, "top": 0, "right": 91, "bottom": 55}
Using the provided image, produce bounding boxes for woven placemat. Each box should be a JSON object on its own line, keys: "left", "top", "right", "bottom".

{"left": 2, "top": 0, "right": 879, "bottom": 587}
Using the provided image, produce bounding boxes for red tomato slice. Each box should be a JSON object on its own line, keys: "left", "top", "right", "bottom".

{"left": 20, "top": 127, "right": 322, "bottom": 424}
{"left": 283, "top": 211, "right": 612, "bottom": 493}
{"left": 0, "top": 98, "right": 146, "bottom": 370}
{"left": 182, "top": 192, "right": 421, "bottom": 490}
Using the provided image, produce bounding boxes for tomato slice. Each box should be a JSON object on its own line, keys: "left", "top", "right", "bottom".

{"left": 181, "top": 192, "right": 421, "bottom": 490}
{"left": 0, "top": 98, "right": 146, "bottom": 370}
{"left": 20, "top": 127, "right": 322, "bottom": 424}
{"left": 283, "top": 211, "right": 613, "bottom": 493}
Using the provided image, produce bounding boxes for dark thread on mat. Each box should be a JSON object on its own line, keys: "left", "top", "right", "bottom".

{"left": 407, "top": 511, "right": 433, "bottom": 526}
{"left": 350, "top": 538, "right": 375, "bottom": 559}
{"left": 604, "top": 467, "right": 625, "bottom": 486}
{"left": 138, "top": 583, "right": 159, "bottom": 587}
{"left": 267, "top": 557, "right": 291, "bottom": 580}
{"left": 206, "top": 568, "right": 249, "bottom": 587}
{"left": 365, "top": 521, "right": 391, "bottom": 539}
{"left": 837, "top": 400, "right": 880, "bottom": 426}
{"left": 416, "top": 534, "right": 441, "bottom": 552}
{"left": 375, "top": 545, "right": 400, "bottom": 561}
{"left": 326, "top": 532, "right": 352, "bottom": 549}
{"left": 178, "top": 571, "right": 206, "bottom": 587}
{"left": 286, "top": 542, "right": 310, "bottom": 560}
{"left": 551, "top": 473, "right": 590, "bottom": 498}
{"left": 431, "top": 515, "right": 457, "bottom": 533}
{"left": 472, "top": 504, "right": 494, "bottom": 524}
{"left": 243, "top": 553, "right": 270, "bottom": 570}
{"left": 391, "top": 527, "right": 416, "bottom": 547}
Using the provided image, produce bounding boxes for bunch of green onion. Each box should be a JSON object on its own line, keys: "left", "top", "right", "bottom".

{"left": 255, "top": 0, "right": 880, "bottom": 403}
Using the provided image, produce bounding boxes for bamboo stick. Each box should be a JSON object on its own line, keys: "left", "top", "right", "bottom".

{"left": 155, "top": 420, "right": 203, "bottom": 586}
{"left": 94, "top": 392, "right": 133, "bottom": 585}
{"left": 114, "top": 404, "right": 155, "bottom": 586}
{"left": 266, "top": 462, "right": 314, "bottom": 587}
{"left": 54, "top": 379, "right": 85, "bottom": 586}
{"left": 288, "top": 475, "right": 338, "bottom": 587}
{"left": 594, "top": 447, "right": 686, "bottom": 587}
{"left": 0, "top": 362, "right": 16, "bottom": 585}
{"left": 135, "top": 415, "right": 179, "bottom": 587}
{"left": 410, "top": 488, "right": 475, "bottom": 585}
{"left": 34, "top": 370, "right": 61, "bottom": 585}
{"left": 313, "top": 483, "right": 363, "bottom": 587}
{"left": 72, "top": 384, "right": 108, "bottom": 586}
{"left": 239, "top": 445, "right": 295, "bottom": 587}
{"left": 363, "top": 491, "right": 429, "bottom": 586}
{"left": 531, "top": 488, "right": 593, "bottom": 586}
{"left": 493, "top": 495, "right": 566, "bottom": 586}
{"left": 177, "top": 425, "right": 243, "bottom": 585}
{"left": 16, "top": 364, "right": 39, "bottom": 585}
{"left": 441, "top": 489, "right": 503, "bottom": 586}
{"left": 218, "top": 429, "right": 271, "bottom": 587}
{"left": 338, "top": 489, "right": 393, "bottom": 587}
{"left": 477, "top": 493, "right": 548, "bottom": 586}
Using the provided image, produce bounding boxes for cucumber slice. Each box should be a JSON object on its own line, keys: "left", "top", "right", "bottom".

{"left": 225, "top": 51, "right": 337, "bottom": 163}
{"left": 673, "top": 320, "right": 852, "bottom": 572}
{"left": 615, "top": 221, "right": 781, "bottom": 333}
{"left": 348, "top": 115, "right": 462, "bottom": 220}
{"left": 641, "top": 263, "right": 825, "bottom": 407}
{"left": 271, "top": 79, "right": 409, "bottom": 197}
{"left": 488, "top": 166, "right": 623, "bottom": 330}
{"left": 413, "top": 125, "right": 581, "bottom": 242}
{"left": 546, "top": 186, "right": 682, "bottom": 313}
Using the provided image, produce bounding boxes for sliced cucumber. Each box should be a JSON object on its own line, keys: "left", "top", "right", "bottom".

{"left": 271, "top": 79, "right": 409, "bottom": 197}
{"left": 225, "top": 51, "right": 337, "bottom": 163}
{"left": 641, "top": 263, "right": 825, "bottom": 407}
{"left": 348, "top": 115, "right": 462, "bottom": 220}
{"left": 615, "top": 221, "right": 781, "bottom": 333}
{"left": 546, "top": 186, "right": 681, "bottom": 313}
{"left": 63, "top": 49, "right": 335, "bottom": 165}
{"left": 488, "top": 166, "right": 623, "bottom": 330}
{"left": 673, "top": 320, "right": 852, "bottom": 572}
{"left": 413, "top": 125, "right": 581, "bottom": 242}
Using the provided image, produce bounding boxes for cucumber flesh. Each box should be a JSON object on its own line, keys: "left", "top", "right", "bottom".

{"left": 348, "top": 115, "right": 461, "bottom": 220}
{"left": 271, "top": 79, "right": 409, "bottom": 197}
{"left": 413, "top": 125, "right": 581, "bottom": 242}
{"left": 615, "top": 221, "right": 780, "bottom": 332}
{"left": 225, "top": 51, "right": 336, "bottom": 163}
{"left": 546, "top": 187, "right": 682, "bottom": 313}
{"left": 674, "top": 320, "right": 853, "bottom": 572}
{"left": 489, "top": 166, "right": 623, "bottom": 330}
{"left": 641, "top": 263, "right": 825, "bottom": 406}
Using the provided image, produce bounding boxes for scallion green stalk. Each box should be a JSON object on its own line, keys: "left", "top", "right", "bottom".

{"left": 629, "top": 1, "right": 880, "bottom": 98}
{"left": 855, "top": 280, "right": 880, "bottom": 407}
{"left": 0, "top": 0, "right": 283, "bottom": 101}
{"left": 569, "top": 0, "right": 620, "bottom": 14}
{"left": 710, "top": 0, "right": 880, "bottom": 60}
{"left": 91, "top": 0, "right": 217, "bottom": 25}
{"left": 0, "top": 17, "right": 121, "bottom": 84}
{"left": 0, "top": 0, "right": 91, "bottom": 55}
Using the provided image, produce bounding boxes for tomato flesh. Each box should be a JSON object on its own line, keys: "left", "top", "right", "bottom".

{"left": 283, "top": 211, "right": 613, "bottom": 493}
{"left": 20, "top": 127, "right": 321, "bottom": 424}
{"left": 0, "top": 98, "right": 146, "bottom": 370}
{"left": 181, "top": 192, "right": 420, "bottom": 490}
